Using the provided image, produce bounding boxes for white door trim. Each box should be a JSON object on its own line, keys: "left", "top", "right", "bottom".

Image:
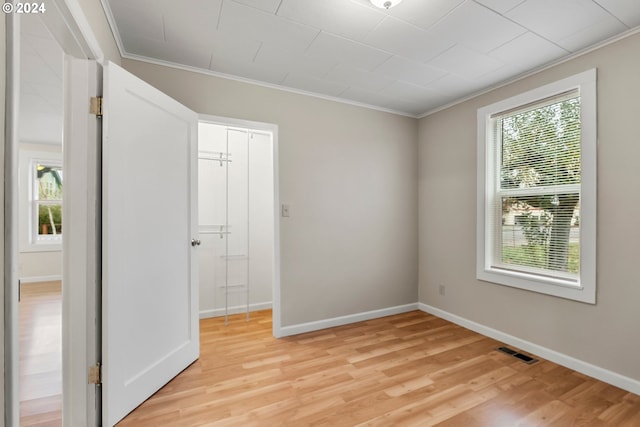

{"left": 198, "top": 114, "right": 282, "bottom": 338}
{"left": 5, "top": 12, "right": 22, "bottom": 427}
{"left": 63, "top": 57, "right": 102, "bottom": 427}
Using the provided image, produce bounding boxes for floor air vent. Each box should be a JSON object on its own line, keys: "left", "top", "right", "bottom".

{"left": 497, "top": 346, "right": 539, "bottom": 365}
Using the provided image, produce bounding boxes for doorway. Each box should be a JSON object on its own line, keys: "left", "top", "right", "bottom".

{"left": 17, "top": 14, "right": 65, "bottom": 425}
{"left": 197, "top": 118, "right": 276, "bottom": 325}
{"left": 6, "top": 3, "right": 103, "bottom": 425}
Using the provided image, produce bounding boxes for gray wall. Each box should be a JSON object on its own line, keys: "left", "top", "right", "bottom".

{"left": 419, "top": 31, "right": 640, "bottom": 382}
{"left": 123, "top": 59, "right": 420, "bottom": 327}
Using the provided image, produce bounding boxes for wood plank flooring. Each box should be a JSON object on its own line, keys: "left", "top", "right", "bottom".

{"left": 19, "top": 281, "right": 62, "bottom": 427}
{"left": 119, "top": 310, "right": 640, "bottom": 426}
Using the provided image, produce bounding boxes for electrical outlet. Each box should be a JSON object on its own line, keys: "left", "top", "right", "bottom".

{"left": 439, "top": 285, "right": 445, "bottom": 296}
{"left": 281, "top": 204, "right": 290, "bottom": 218}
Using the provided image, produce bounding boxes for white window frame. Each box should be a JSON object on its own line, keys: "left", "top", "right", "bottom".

{"left": 19, "top": 149, "right": 63, "bottom": 252}
{"left": 477, "top": 69, "right": 597, "bottom": 304}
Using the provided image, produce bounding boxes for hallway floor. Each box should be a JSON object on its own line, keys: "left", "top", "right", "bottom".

{"left": 19, "top": 280, "right": 62, "bottom": 427}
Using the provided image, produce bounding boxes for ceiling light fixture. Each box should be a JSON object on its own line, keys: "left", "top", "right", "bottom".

{"left": 370, "top": 0, "right": 403, "bottom": 9}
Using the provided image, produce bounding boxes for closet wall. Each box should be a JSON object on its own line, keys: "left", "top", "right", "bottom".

{"left": 198, "top": 122, "right": 274, "bottom": 318}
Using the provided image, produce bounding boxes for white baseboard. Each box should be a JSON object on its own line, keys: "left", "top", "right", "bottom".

{"left": 19, "top": 275, "right": 62, "bottom": 284}
{"left": 199, "top": 302, "right": 272, "bottom": 319}
{"left": 419, "top": 303, "right": 640, "bottom": 396}
{"left": 279, "top": 303, "right": 419, "bottom": 337}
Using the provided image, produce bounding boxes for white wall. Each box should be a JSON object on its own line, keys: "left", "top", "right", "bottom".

{"left": 197, "top": 123, "right": 273, "bottom": 317}
{"left": 123, "top": 59, "right": 419, "bottom": 328}
{"left": 418, "top": 32, "right": 640, "bottom": 385}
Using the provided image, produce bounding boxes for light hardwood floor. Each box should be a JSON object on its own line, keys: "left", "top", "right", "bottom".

{"left": 119, "top": 309, "right": 640, "bottom": 426}
{"left": 19, "top": 281, "right": 62, "bottom": 427}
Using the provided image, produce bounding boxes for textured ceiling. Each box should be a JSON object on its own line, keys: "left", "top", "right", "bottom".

{"left": 102, "top": 0, "right": 640, "bottom": 117}
{"left": 20, "top": 15, "right": 64, "bottom": 144}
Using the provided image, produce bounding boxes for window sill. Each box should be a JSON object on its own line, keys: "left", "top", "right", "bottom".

{"left": 20, "top": 242, "right": 62, "bottom": 253}
{"left": 477, "top": 267, "right": 594, "bottom": 304}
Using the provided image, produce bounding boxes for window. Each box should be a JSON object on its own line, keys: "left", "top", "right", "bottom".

{"left": 477, "top": 70, "right": 596, "bottom": 303}
{"left": 33, "top": 161, "right": 63, "bottom": 242}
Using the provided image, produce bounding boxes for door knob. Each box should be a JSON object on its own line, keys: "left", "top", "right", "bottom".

{"left": 191, "top": 238, "right": 201, "bottom": 246}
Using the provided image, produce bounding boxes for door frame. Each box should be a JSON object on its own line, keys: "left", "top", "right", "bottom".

{"left": 199, "top": 114, "right": 282, "bottom": 337}
{"left": 4, "top": 1, "right": 104, "bottom": 425}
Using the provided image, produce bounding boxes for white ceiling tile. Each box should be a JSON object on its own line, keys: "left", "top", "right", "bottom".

{"left": 104, "top": 0, "right": 636, "bottom": 115}
{"left": 475, "top": 63, "right": 534, "bottom": 87}
{"left": 162, "top": 0, "right": 222, "bottom": 44}
{"left": 209, "top": 31, "right": 261, "bottom": 65}
{"left": 424, "top": 74, "right": 480, "bottom": 97}
{"left": 282, "top": 73, "right": 349, "bottom": 97}
{"left": 107, "top": 0, "right": 164, "bottom": 43}
{"left": 428, "top": 45, "right": 505, "bottom": 79}
{"left": 125, "top": 34, "right": 213, "bottom": 69}
{"left": 325, "top": 64, "right": 395, "bottom": 92}
{"left": 506, "top": 0, "right": 614, "bottom": 41}
{"left": 253, "top": 44, "right": 336, "bottom": 78}
{"left": 473, "top": 0, "right": 526, "bottom": 14}
{"left": 364, "top": 17, "right": 455, "bottom": 62}
{"left": 595, "top": 0, "right": 640, "bottom": 27}
{"left": 218, "top": 0, "right": 319, "bottom": 53}
{"left": 557, "top": 15, "right": 628, "bottom": 51}
{"left": 429, "top": 1, "right": 527, "bottom": 53}
{"left": 306, "top": 33, "right": 392, "bottom": 71}
{"left": 277, "top": 0, "right": 384, "bottom": 41}
{"left": 374, "top": 56, "right": 446, "bottom": 86}
{"left": 385, "top": 0, "right": 465, "bottom": 31}
{"left": 489, "top": 32, "right": 568, "bottom": 70}
{"left": 213, "top": 56, "right": 289, "bottom": 84}
{"left": 230, "top": 0, "right": 282, "bottom": 14}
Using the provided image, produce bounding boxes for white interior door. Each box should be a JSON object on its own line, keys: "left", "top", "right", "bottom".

{"left": 102, "top": 62, "right": 199, "bottom": 426}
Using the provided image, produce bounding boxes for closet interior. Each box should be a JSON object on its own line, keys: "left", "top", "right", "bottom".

{"left": 197, "top": 122, "right": 274, "bottom": 323}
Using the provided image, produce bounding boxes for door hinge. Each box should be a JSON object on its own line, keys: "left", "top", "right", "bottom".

{"left": 88, "top": 363, "right": 102, "bottom": 385}
{"left": 90, "top": 96, "right": 103, "bottom": 117}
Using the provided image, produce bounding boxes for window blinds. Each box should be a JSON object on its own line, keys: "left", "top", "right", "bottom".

{"left": 493, "top": 93, "right": 581, "bottom": 279}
